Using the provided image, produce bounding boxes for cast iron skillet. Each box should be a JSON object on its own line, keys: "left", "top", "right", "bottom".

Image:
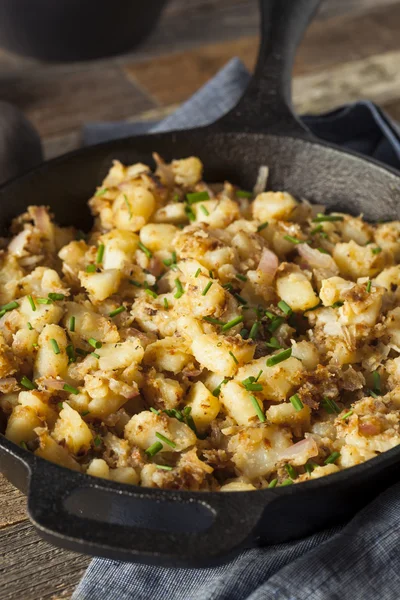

{"left": 1, "top": 0, "right": 400, "bottom": 568}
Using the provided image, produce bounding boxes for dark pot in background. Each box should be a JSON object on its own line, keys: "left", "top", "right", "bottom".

{"left": 0, "top": 0, "right": 167, "bottom": 62}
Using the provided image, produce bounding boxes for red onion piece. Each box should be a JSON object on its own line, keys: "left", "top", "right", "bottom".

{"left": 258, "top": 248, "right": 279, "bottom": 281}
{"left": 297, "top": 243, "right": 338, "bottom": 271}
{"left": 40, "top": 378, "right": 66, "bottom": 390}
{"left": 278, "top": 437, "right": 319, "bottom": 466}
{"left": 359, "top": 422, "right": 381, "bottom": 436}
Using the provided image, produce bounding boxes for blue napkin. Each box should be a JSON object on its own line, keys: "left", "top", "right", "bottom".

{"left": 74, "top": 57, "right": 400, "bottom": 600}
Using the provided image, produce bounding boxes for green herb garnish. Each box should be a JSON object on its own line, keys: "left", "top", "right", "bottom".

{"left": 109, "top": 306, "right": 125, "bottom": 318}
{"left": 195, "top": 268, "right": 201, "bottom": 278}
{"left": 138, "top": 241, "right": 152, "bottom": 258}
{"left": 20, "top": 376, "right": 37, "bottom": 390}
{"left": 88, "top": 338, "right": 102, "bottom": 349}
{"left": 156, "top": 465, "right": 173, "bottom": 471}
{"left": 250, "top": 395, "right": 265, "bottom": 422}
{"left": 202, "top": 281, "right": 213, "bottom": 296}
{"left": 266, "top": 348, "right": 292, "bottom": 367}
{"left": 265, "top": 337, "right": 281, "bottom": 349}
{"left": 95, "top": 187, "right": 108, "bottom": 197}
{"left": 236, "top": 190, "right": 253, "bottom": 198}
{"left": 372, "top": 371, "right": 381, "bottom": 395}
{"left": 372, "top": 246, "right": 382, "bottom": 255}
{"left": 341, "top": 410, "right": 353, "bottom": 420}
{"left": 174, "top": 278, "right": 184, "bottom": 299}
{"left": 249, "top": 322, "right": 260, "bottom": 340}
{"left": 96, "top": 244, "right": 105, "bottom": 264}
{"left": 289, "top": 394, "right": 304, "bottom": 411}
{"left": 229, "top": 351, "right": 239, "bottom": 365}
{"left": 129, "top": 279, "right": 142, "bottom": 287}
{"left": 268, "top": 478, "right": 278, "bottom": 488}
{"left": 27, "top": 322, "right": 33, "bottom": 330}
{"left": 50, "top": 339, "right": 60, "bottom": 354}
{"left": 325, "top": 451, "right": 340, "bottom": 465}
{"left": 145, "top": 288, "right": 158, "bottom": 299}
{"left": 63, "top": 384, "right": 79, "bottom": 395}
{"left": 277, "top": 300, "right": 292, "bottom": 316}
{"left": 212, "top": 378, "right": 229, "bottom": 397}
{"left": 123, "top": 194, "right": 132, "bottom": 219}
{"left": 155, "top": 432, "right": 176, "bottom": 449}
{"left": 283, "top": 235, "right": 302, "bottom": 244}
{"left": 222, "top": 316, "right": 243, "bottom": 331}
{"left": 28, "top": 295, "right": 36, "bottom": 311}
{"left": 186, "top": 191, "right": 210, "bottom": 204}
{"left": 321, "top": 397, "right": 340, "bottom": 414}
{"left": 312, "top": 214, "right": 343, "bottom": 223}
{"left": 285, "top": 464, "right": 297, "bottom": 479}
{"left": 235, "top": 274, "right": 247, "bottom": 282}
{"left": 257, "top": 221, "right": 269, "bottom": 232}
{"left": 86, "top": 264, "right": 96, "bottom": 273}
{"left": 200, "top": 204, "right": 210, "bottom": 216}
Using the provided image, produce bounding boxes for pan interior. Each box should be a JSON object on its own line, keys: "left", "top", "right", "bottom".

{"left": 0, "top": 131, "right": 399, "bottom": 233}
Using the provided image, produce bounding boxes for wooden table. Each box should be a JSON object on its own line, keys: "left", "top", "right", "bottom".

{"left": 1, "top": 0, "right": 400, "bottom": 597}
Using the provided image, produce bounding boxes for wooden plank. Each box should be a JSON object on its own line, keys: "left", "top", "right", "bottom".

{"left": 0, "top": 475, "right": 27, "bottom": 528}
{"left": 0, "top": 66, "right": 156, "bottom": 139}
{"left": 0, "top": 521, "right": 90, "bottom": 600}
{"left": 293, "top": 49, "right": 400, "bottom": 114}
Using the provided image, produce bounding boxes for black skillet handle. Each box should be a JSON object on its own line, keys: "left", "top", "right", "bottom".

{"left": 214, "top": 0, "right": 321, "bottom": 137}
{"left": 27, "top": 461, "right": 269, "bottom": 566}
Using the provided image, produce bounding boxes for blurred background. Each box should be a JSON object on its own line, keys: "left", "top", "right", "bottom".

{"left": 0, "top": 0, "right": 399, "bottom": 160}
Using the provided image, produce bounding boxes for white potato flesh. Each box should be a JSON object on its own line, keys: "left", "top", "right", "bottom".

{"left": 34, "top": 324, "right": 68, "bottom": 379}
{"left": 100, "top": 230, "right": 139, "bottom": 271}
{"left": 19, "top": 295, "right": 64, "bottom": 332}
{"left": 35, "top": 430, "right": 80, "bottom": 471}
{"left": 5, "top": 405, "right": 42, "bottom": 444}
{"left": 191, "top": 333, "right": 255, "bottom": 377}
{"left": 266, "top": 402, "right": 311, "bottom": 431}
{"left": 139, "top": 224, "right": 178, "bottom": 252}
{"left": 252, "top": 191, "right": 298, "bottom": 222}
{"left": 319, "top": 277, "right": 355, "bottom": 307}
{"left": 124, "top": 411, "right": 196, "bottom": 452}
{"left": 87, "top": 458, "right": 110, "bottom": 479}
{"left": 290, "top": 341, "right": 319, "bottom": 370}
{"left": 186, "top": 381, "right": 221, "bottom": 432}
{"left": 220, "top": 481, "right": 256, "bottom": 491}
{"left": 333, "top": 240, "right": 386, "bottom": 279}
{"left": 98, "top": 340, "right": 144, "bottom": 371}
{"left": 276, "top": 271, "right": 319, "bottom": 312}
{"left": 220, "top": 380, "right": 263, "bottom": 426}
{"left": 63, "top": 302, "right": 119, "bottom": 343}
{"left": 52, "top": 402, "right": 93, "bottom": 454}
{"left": 228, "top": 425, "right": 292, "bottom": 479}
{"left": 236, "top": 356, "right": 304, "bottom": 402}
{"left": 113, "top": 188, "right": 155, "bottom": 232}
{"left": 171, "top": 157, "right": 203, "bottom": 186}
{"left": 18, "top": 390, "right": 57, "bottom": 427}
{"left": 143, "top": 338, "right": 192, "bottom": 374}
{"left": 79, "top": 269, "right": 121, "bottom": 302}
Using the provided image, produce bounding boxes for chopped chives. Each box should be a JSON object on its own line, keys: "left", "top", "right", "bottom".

{"left": 265, "top": 337, "right": 281, "bottom": 349}
{"left": 289, "top": 394, "right": 304, "bottom": 411}
{"left": 123, "top": 194, "right": 133, "bottom": 219}
{"left": 186, "top": 191, "right": 210, "bottom": 204}
{"left": 203, "top": 316, "right": 225, "bottom": 325}
{"left": 257, "top": 221, "right": 269, "bottom": 232}
{"left": 202, "top": 281, "right": 213, "bottom": 296}
{"left": 200, "top": 204, "right": 210, "bottom": 216}
{"left": 235, "top": 274, "right": 247, "bottom": 282}
{"left": 150, "top": 407, "right": 160, "bottom": 415}
{"left": 20, "top": 441, "right": 28, "bottom": 450}
{"left": 58, "top": 402, "right": 64, "bottom": 410}
{"left": 240, "top": 328, "right": 249, "bottom": 339}
{"left": 310, "top": 224, "right": 323, "bottom": 235}
{"left": 266, "top": 348, "right": 292, "bottom": 367}
{"left": 76, "top": 348, "right": 88, "bottom": 357}
{"left": 277, "top": 300, "right": 292, "bottom": 316}
{"left": 155, "top": 432, "right": 177, "bottom": 448}
{"left": 331, "top": 301, "right": 344, "bottom": 308}
{"left": 366, "top": 280, "right": 372, "bottom": 293}
{"left": 283, "top": 235, "right": 301, "bottom": 244}
{"left": 325, "top": 451, "right": 340, "bottom": 465}
{"left": 229, "top": 351, "right": 239, "bottom": 365}
{"left": 129, "top": 279, "right": 142, "bottom": 287}
{"left": 95, "top": 187, "right": 108, "bottom": 197}
{"left": 369, "top": 389, "right": 379, "bottom": 399}
{"left": 86, "top": 264, "right": 96, "bottom": 273}
{"left": 265, "top": 310, "right": 276, "bottom": 319}
{"left": 312, "top": 214, "right": 343, "bottom": 223}
{"left": 20, "top": 376, "right": 37, "bottom": 390}
{"left": 185, "top": 205, "right": 196, "bottom": 221}
{"left": 212, "top": 378, "right": 229, "bottom": 397}
{"left": 109, "top": 306, "right": 125, "bottom": 318}
{"left": 63, "top": 384, "right": 79, "bottom": 395}
{"left": 195, "top": 268, "right": 201, "bottom": 278}
{"left": 250, "top": 395, "right": 265, "bottom": 422}
{"left": 255, "top": 370, "right": 263, "bottom": 382}
{"left": 66, "top": 344, "right": 75, "bottom": 361}
{"left": 249, "top": 322, "right": 260, "bottom": 340}
{"left": 163, "top": 298, "right": 169, "bottom": 309}
{"left": 222, "top": 316, "right": 243, "bottom": 331}
{"left": 222, "top": 282, "right": 233, "bottom": 291}
{"left": 94, "top": 436, "right": 102, "bottom": 447}
{"left": 268, "top": 317, "right": 285, "bottom": 333}
{"left": 285, "top": 464, "right": 297, "bottom": 479}
{"left": 321, "top": 397, "right": 340, "bottom": 414}
{"left": 0, "top": 301, "right": 19, "bottom": 318}
{"left": 242, "top": 379, "right": 263, "bottom": 392}
{"left": 304, "top": 462, "right": 315, "bottom": 475}
{"left": 280, "top": 479, "right": 293, "bottom": 486}
{"left": 174, "top": 278, "right": 184, "bottom": 299}
{"left": 145, "top": 288, "right": 158, "bottom": 299}
{"left": 27, "top": 322, "right": 33, "bottom": 330}
{"left": 145, "top": 441, "right": 163, "bottom": 457}
{"left": 96, "top": 244, "right": 105, "bottom": 264}
{"left": 372, "top": 246, "right": 382, "bottom": 255}
{"left": 268, "top": 478, "right": 278, "bottom": 488}
{"left": 341, "top": 410, "right": 353, "bottom": 420}
{"left": 28, "top": 295, "right": 36, "bottom": 311}
{"left": 48, "top": 292, "right": 65, "bottom": 301}
{"left": 50, "top": 339, "right": 60, "bottom": 354}
{"left": 91, "top": 352, "right": 100, "bottom": 359}
{"left": 209, "top": 270, "right": 214, "bottom": 279}
{"left": 37, "top": 297, "right": 52, "bottom": 305}
{"left": 88, "top": 337, "right": 102, "bottom": 349}
{"left": 372, "top": 371, "right": 381, "bottom": 394}
{"left": 81, "top": 410, "right": 90, "bottom": 417}
{"left": 233, "top": 293, "right": 247, "bottom": 305}
{"left": 236, "top": 189, "right": 253, "bottom": 198}
{"left": 318, "top": 247, "right": 329, "bottom": 254}
{"left": 156, "top": 464, "right": 174, "bottom": 471}
{"left": 304, "top": 302, "right": 322, "bottom": 313}
{"left": 138, "top": 241, "right": 152, "bottom": 259}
